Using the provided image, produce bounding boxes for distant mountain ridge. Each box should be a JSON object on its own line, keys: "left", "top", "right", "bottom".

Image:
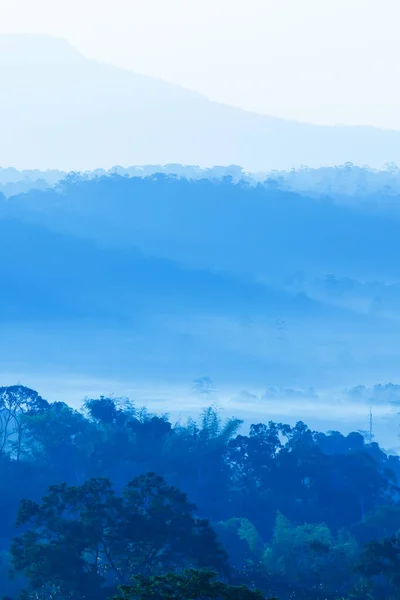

{"left": 0, "top": 215, "right": 340, "bottom": 324}
{"left": 2, "top": 34, "right": 400, "bottom": 171}
{"left": 4, "top": 164, "right": 400, "bottom": 207}
{"left": 5, "top": 174, "right": 400, "bottom": 282}
{"left": 1, "top": 173, "right": 400, "bottom": 386}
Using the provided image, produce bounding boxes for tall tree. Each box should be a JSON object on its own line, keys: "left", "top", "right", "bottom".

{"left": 11, "top": 473, "right": 227, "bottom": 599}
{"left": 0, "top": 386, "right": 48, "bottom": 461}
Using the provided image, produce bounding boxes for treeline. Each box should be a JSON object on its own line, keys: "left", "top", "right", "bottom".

{"left": 3, "top": 163, "right": 400, "bottom": 202}
{"left": 0, "top": 386, "right": 400, "bottom": 598}
{"left": 5, "top": 172, "right": 400, "bottom": 281}
{"left": 0, "top": 165, "right": 248, "bottom": 198}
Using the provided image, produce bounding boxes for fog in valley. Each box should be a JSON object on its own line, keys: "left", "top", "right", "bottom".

{"left": 2, "top": 22, "right": 400, "bottom": 600}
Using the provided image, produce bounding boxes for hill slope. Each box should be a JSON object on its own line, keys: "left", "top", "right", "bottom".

{"left": 5, "top": 175, "right": 400, "bottom": 282}
{"left": 2, "top": 177, "right": 400, "bottom": 387}
{"left": 2, "top": 34, "right": 400, "bottom": 171}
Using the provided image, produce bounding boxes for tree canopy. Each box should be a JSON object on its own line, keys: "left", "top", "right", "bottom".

{"left": 0, "top": 386, "right": 399, "bottom": 599}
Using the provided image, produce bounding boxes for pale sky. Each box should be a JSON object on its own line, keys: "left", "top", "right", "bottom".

{"left": 1, "top": 0, "right": 400, "bottom": 128}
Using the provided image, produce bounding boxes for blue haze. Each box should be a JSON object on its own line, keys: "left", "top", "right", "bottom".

{"left": 4, "top": 34, "right": 400, "bottom": 171}
{"left": 2, "top": 35, "right": 400, "bottom": 449}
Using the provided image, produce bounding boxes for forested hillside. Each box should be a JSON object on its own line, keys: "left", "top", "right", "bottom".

{"left": 1, "top": 386, "right": 400, "bottom": 599}
{"left": 1, "top": 172, "right": 400, "bottom": 598}
{"left": 1, "top": 174, "right": 400, "bottom": 392}
{"left": 3, "top": 8, "right": 400, "bottom": 600}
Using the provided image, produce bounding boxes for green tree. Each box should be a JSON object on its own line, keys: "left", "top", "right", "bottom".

{"left": 358, "top": 532, "right": 400, "bottom": 597}
{"left": 164, "top": 406, "right": 242, "bottom": 520}
{"left": 113, "top": 568, "right": 271, "bottom": 599}
{"left": 0, "top": 386, "right": 48, "bottom": 461}
{"left": 21, "top": 400, "right": 94, "bottom": 483}
{"left": 11, "top": 473, "right": 227, "bottom": 599}
{"left": 262, "top": 513, "right": 359, "bottom": 598}
{"left": 215, "top": 518, "right": 264, "bottom": 571}
{"left": 351, "top": 504, "right": 400, "bottom": 545}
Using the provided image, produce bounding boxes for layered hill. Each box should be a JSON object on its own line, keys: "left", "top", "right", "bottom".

{"left": 2, "top": 34, "right": 400, "bottom": 171}
{"left": 1, "top": 176, "right": 400, "bottom": 387}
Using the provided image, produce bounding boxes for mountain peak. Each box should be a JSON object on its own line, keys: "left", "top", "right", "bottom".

{"left": 1, "top": 33, "right": 400, "bottom": 171}
{"left": 0, "top": 33, "right": 83, "bottom": 66}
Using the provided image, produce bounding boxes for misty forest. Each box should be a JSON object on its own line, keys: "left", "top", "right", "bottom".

{"left": 1, "top": 168, "right": 400, "bottom": 600}
{"left": 3, "top": 31, "right": 400, "bottom": 600}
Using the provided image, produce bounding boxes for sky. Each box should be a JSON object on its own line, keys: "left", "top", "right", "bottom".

{"left": 1, "top": 0, "right": 400, "bottom": 129}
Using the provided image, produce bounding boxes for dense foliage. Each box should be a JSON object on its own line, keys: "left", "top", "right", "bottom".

{"left": 113, "top": 570, "right": 268, "bottom": 600}
{"left": 4, "top": 161, "right": 400, "bottom": 203}
{"left": 0, "top": 385, "right": 399, "bottom": 598}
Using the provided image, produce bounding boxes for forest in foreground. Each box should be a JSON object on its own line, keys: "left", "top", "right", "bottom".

{"left": 1, "top": 385, "right": 400, "bottom": 599}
